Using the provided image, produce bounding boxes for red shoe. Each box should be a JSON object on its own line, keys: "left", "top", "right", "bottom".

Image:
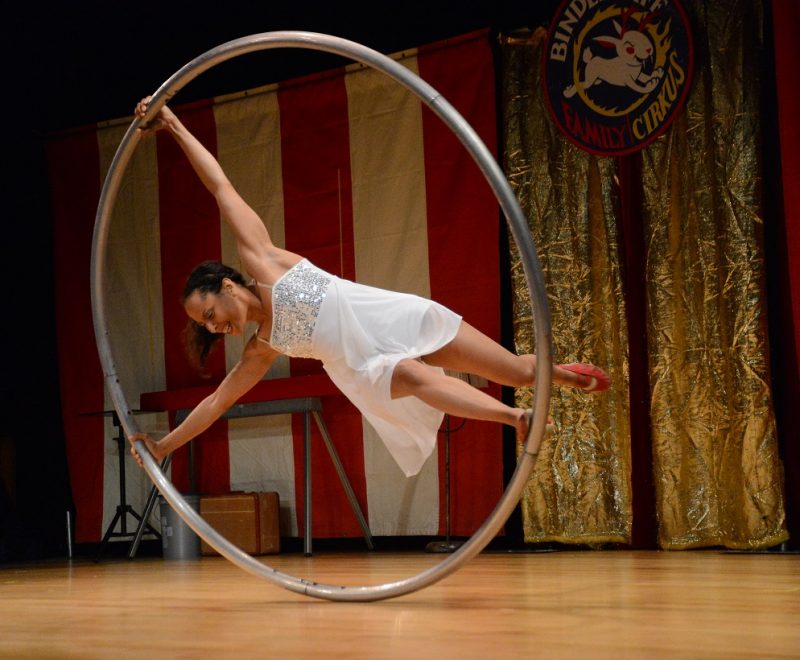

{"left": 560, "top": 363, "right": 610, "bottom": 393}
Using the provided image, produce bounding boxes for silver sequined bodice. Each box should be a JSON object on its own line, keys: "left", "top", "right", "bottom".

{"left": 270, "top": 260, "right": 332, "bottom": 357}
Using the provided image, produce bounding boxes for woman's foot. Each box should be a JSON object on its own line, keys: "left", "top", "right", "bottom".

{"left": 515, "top": 409, "right": 532, "bottom": 443}
{"left": 515, "top": 409, "right": 554, "bottom": 443}
{"left": 557, "top": 363, "right": 611, "bottom": 392}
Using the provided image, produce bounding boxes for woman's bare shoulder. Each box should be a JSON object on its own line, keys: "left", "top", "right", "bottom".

{"left": 241, "top": 246, "right": 304, "bottom": 288}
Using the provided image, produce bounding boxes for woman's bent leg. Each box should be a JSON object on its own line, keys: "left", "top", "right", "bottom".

{"left": 390, "top": 358, "right": 530, "bottom": 439}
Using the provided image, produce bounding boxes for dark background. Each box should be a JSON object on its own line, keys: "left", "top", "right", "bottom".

{"left": 2, "top": 1, "right": 556, "bottom": 560}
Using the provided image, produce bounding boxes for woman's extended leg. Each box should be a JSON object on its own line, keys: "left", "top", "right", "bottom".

{"left": 390, "top": 358, "right": 531, "bottom": 440}
{"left": 422, "top": 321, "right": 605, "bottom": 390}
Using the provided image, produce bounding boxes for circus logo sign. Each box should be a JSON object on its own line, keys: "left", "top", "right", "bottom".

{"left": 543, "top": 0, "right": 693, "bottom": 156}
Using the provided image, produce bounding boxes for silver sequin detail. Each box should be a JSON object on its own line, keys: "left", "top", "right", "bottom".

{"left": 270, "top": 261, "right": 331, "bottom": 357}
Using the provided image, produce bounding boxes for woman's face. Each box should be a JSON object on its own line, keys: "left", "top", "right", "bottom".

{"left": 183, "top": 278, "right": 247, "bottom": 336}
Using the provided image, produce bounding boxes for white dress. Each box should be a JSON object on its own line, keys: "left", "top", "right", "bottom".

{"left": 266, "top": 259, "right": 462, "bottom": 476}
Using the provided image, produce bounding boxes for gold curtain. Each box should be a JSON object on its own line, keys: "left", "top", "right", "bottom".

{"left": 500, "top": 0, "right": 788, "bottom": 550}
{"left": 501, "top": 29, "right": 632, "bottom": 545}
{"left": 641, "top": 0, "right": 787, "bottom": 549}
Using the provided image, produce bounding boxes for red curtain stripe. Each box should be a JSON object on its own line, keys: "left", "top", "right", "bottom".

{"left": 278, "top": 75, "right": 368, "bottom": 537}
{"left": 46, "top": 130, "right": 106, "bottom": 543}
{"left": 771, "top": 0, "right": 800, "bottom": 547}
{"left": 156, "top": 104, "right": 230, "bottom": 495}
{"left": 418, "top": 33, "right": 504, "bottom": 536}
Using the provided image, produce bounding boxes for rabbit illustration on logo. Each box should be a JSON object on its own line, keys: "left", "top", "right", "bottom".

{"left": 564, "top": 6, "right": 663, "bottom": 98}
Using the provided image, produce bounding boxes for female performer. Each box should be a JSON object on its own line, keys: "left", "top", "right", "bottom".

{"left": 129, "top": 98, "right": 609, "bottom": 477}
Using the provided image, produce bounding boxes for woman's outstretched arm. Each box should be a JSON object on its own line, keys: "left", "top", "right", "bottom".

{"left": 134, "top": 97, "right": 278, "bottom": 267}
{"left": 128, "top": 341, "right": 279, "bottom": 465}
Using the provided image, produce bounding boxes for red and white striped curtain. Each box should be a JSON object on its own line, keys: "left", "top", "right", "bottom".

{"left": 47, "top": 31, "right": 506, "bottom": 544}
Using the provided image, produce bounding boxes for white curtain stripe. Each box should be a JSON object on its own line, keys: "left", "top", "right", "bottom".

{"left": 97, "top": 122, "right": 169, "bottom": 536}
{"left": 345, "top": 54, "right": 440, "bottom": 534}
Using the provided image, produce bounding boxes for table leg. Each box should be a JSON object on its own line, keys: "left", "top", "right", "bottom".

{"left": 312, "top": 411, "right": 373, "bottom": 550}
{"left": 304, "top": 411, "right": 312, "bottom": 557}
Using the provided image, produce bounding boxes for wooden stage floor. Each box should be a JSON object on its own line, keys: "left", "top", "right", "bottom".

{"left": 1, "top": 549, "right": 797, "bottom": 658}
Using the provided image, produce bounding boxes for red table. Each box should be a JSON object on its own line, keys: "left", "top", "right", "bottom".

{"left": 132, "top": 374, "right": 373, "bottom": 557}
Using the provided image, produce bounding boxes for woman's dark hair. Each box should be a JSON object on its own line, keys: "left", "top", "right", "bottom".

{"left": 180, "top": 260, "right": 247, "bottom": 376}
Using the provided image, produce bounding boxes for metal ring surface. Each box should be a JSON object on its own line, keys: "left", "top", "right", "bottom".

{"left": 91, "top": 31, "right": 552, "bottom": 601}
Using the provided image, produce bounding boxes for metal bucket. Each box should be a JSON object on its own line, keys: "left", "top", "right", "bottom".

{"left": 159, "top": 495, "right": 201, "bottom": 560}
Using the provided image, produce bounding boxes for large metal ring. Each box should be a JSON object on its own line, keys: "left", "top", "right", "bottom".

{"left": 91, "top": 31, "right": 552, "bottom": 602}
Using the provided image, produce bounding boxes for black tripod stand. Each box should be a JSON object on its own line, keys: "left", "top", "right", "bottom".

{"left": 95, "top": 411, "right": 160, "bottom": 561}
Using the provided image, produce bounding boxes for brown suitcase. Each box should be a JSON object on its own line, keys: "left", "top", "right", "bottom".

{"left": 199, "top": 492, "right": 280, "bottom": 556}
